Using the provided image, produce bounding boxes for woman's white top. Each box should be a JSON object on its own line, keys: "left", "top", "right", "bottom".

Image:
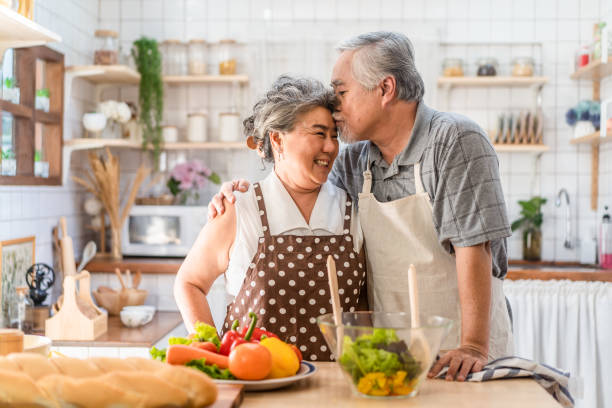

{"left": 225, "top": 171, "right": 363, "bottom": 298}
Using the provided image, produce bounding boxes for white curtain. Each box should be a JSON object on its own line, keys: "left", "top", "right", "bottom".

{"left": 504, "top": 279, "right": 612, "bottom": 408}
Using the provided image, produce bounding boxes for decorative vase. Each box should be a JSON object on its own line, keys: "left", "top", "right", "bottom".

{"left": 523, "top": 228, "right": 542, "bottom": 261}
{"left": 573, "top": 120, "right": 596, "bottom": 139}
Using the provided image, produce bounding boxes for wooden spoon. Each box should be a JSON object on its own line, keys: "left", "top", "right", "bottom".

{"left": 326, "top": 255, "right": 344, "bottom": 360}
{"left": 408, "top": 264, "right": 431, "bottom": 367}
{"left": 132, "top": 270, "right": 142, "bottom": 290}
{"left": 114, "top": 268, "right": 127, "bottom": 290}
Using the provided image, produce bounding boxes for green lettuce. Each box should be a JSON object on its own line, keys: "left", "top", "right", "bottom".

{"left": 186, "top": 358, "right": 235, "bottom": 380}
{"left": 149, "top": 346, "right": 166, "bottom": 362}
{"left": 339, "top": 329, "right": 421, "bottom": 383}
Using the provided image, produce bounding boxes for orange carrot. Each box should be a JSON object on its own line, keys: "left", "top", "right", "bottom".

{"left": 166, "top": 344, "right": 229, "bottom": 368}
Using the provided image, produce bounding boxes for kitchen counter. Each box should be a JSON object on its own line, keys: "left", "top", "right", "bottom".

{"left": 240, "top": 362, "right": 558, "bottom": 407}
{"left": 52, "top": 311, "right": 183, "bottom": 347}
{"left": 86, "top": 255, "right": 612, "bottom": 282}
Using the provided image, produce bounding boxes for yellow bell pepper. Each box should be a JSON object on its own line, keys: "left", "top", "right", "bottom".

{"left": 259, "top": 337, "right": 300, "bottom": 378}
{"left": 356, "top": 372, "right": 391, "bottom": 396}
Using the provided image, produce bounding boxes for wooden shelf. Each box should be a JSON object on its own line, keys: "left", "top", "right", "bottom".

{"left": 34, "top": 110, "right": 61, "bottom": 124}
{"left": 570, "top": 58, "right": 612, "bottom": 81}
{"left": 65, "top": 65, "right": 141, "bottom": 85}
{"left": 569, "top": 131, "right": 612, "bottom": 146}
{"left": 0, "top": 6, "right": 61, "bottom": 50}
{"left": 0, "top": 99, "right": 32, "bottom": 118}
{"left": 493, "top": 144, "right": 549, "bottom": 153}
{"left": 64, "top": 138, "right": 247, "bottom": 150}
{"left": 163, "top": 75, "right": 249, "bottom": 84}
{"left": 437, "top": 76, "right": 548, "bottom": 88}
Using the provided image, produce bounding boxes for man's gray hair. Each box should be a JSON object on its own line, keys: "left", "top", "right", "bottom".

{"left": 337, "top": 31, "right": 425, "bottom": 102}
{"left": 243, "top": 75, "right": 335, "bottom": 162}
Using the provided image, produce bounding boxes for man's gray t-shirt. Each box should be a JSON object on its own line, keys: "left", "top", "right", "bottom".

{"left": 328, "top": 102, "right": 511, "bottom": 279}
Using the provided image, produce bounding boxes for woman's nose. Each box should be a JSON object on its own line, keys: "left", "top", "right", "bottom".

{"left": 323, "top": 136, "right": 337, "bottom": 152}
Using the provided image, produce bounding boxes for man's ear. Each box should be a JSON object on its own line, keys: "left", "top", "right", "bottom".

{"left": 380, "top": 76, "right": 396, "bottom": 107}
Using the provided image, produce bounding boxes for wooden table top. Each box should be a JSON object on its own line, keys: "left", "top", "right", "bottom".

{"left": 52, "top": 311, "right": 183, "bottom": 347}
{"left": 241, "top": 362, "right": 558, "bottom": 408}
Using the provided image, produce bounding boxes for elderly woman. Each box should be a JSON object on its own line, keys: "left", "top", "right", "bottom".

{"left": 174, "top": 75, "right": 366, "bottom": 361}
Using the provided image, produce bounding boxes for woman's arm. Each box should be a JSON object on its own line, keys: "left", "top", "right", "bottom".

{"left": 174, "top": 199, "right": 237, "bottom": 333}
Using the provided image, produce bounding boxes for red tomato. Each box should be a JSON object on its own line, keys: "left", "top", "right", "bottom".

{"left": 228, "top": 343, "right": 272, "bottom": 380}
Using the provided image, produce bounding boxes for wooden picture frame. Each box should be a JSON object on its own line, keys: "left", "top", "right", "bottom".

{"left": 0, "top": 236, "right": 35, "bottom": 326}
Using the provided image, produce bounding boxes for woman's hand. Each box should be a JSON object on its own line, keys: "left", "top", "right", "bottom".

{"left": 207, "top": 179, "right": 250, "bottom": 220}
{"left": 428, "top": 345, "right": 487, "bottom": 381}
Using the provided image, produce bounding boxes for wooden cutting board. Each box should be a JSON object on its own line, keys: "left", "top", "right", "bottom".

{"left": 210, "top": 384, "right": 244, "bottom": 408}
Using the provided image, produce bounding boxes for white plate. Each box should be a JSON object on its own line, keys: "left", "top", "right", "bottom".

{"left": 213, "top": 361, "right": 316, "bottom": 391}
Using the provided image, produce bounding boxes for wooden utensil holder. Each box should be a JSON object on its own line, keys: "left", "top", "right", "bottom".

{"left": 45, "top": 270, "right": 107, "bottom": 341}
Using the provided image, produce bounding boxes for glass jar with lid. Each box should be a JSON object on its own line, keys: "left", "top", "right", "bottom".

{"left": 511, "top": 57, "right": 535, "bottom": 77}
{"left": 441, "top": 58, "right": 465, "bottom": 77}
{"left": 163, "top": 40, "right": 187, "bottom": 76}
{"left": 218, "top": 39, "right": 237, "bottom": 75}
{"left": 94, "top": 30, "right": 119, "bottom": 65}
{"left": 187, "top": 111, "right": 208, "bottom": 142}
{"left": 476, "top": 57, "right": 498, "bottom": 76}
{"left": 188, "top": 39, "right": 208, "bottom": 75}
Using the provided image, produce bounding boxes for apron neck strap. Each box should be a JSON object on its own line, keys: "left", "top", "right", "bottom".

{"left": 413, "top": 162, "right": 425, "bottom": 194}
{"left": 342, "top": 198, "right": 353, "bottom": 232}
{"left": 361, "top": 147, "right": 373, "bottom": 194}
{"left": 253, "top": 183, "right": 272, "bottom": 237}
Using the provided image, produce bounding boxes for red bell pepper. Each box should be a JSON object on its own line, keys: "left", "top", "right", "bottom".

{"left": 219, "top": 320, "right": 241, "bottom": 356}
{"left": 239, "top": 313, "right": 279, "bottom": 341}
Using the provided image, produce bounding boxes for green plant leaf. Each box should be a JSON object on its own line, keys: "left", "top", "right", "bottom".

{"left": 208, "top": 172, "right": 221, "bottom": 185}
{"left": 132, "top": 37, "right": 164, "bottom": 167}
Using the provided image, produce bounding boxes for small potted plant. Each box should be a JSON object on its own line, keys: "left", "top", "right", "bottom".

{"left": 3, "top": 77, "right": 20, "bottom": 104}
{"left": 167, "top": 160, "right": 221, "bottom": 205}
{"left": 35, "top": 88, "right": 50, "bottom": 112}
{"left": 511, "top": 196, "right": 547, "bottom": 261}
{"left": 566, "top": 100, "right": 600, "bottom": 139}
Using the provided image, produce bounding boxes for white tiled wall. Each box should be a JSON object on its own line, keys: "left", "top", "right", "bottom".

{"left": 0, "top": 1, "right": 98, "bottom": 277}
{"left": 1, "top": 1, "right": 610, "bottom": 305}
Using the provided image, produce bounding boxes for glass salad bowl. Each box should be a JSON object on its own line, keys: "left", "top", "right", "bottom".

{"left": 318, "top": 311, "right": 452, "bottom": 398}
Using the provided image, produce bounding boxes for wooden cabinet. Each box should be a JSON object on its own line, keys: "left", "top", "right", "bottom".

{"left": 0, "top": 45, "right": 64, "bottom": 185}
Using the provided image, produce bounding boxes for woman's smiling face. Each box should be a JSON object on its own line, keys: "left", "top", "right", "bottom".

{"left": 273, "top": 106, "right": 339, "bottom": 191}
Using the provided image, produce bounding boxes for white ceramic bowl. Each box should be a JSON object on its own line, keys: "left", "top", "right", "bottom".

{"left": 82, "top": 112, "right": 107, "bottom": 132}
{"left": 120, "top": 306, "right": 155, "bottom": 328}
{"left": 23, "top": 335, "right": 52, "bottom": 356}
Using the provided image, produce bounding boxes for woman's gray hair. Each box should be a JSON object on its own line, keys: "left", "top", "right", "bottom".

{"left": 337, "top": 31, "right": 424, "bottom": 102}
{"left": 244, "top": 75, "right": 335, "bottom": 162}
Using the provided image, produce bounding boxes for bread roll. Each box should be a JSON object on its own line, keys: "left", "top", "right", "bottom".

{"left": 104, "top": 371, "right": 189, "bottom": 407}
{"left": 50, "top": 356, "right": 102, "bottom": 378}
{"left": 156, "top": 365, "right": 218, "bottom": 407}
{"left": 0, "top": 369, "right": 55, "bottom": 407}
{"left": 38, "top": 374, "right": 145, "bottom": 408}
{"left": 0, "top": 355, "right": 217, "bottom": 407}
{"left": 7, "top": 353, "right": 59, "bottom": 380}
{"left": 89, "top": 356, "right": 136, "bottom": 373}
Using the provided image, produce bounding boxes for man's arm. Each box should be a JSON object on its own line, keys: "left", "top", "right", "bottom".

{"left": 428, "top": 242, "right": 491, "bottom": 381}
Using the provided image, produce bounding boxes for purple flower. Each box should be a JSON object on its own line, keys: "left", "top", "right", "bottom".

{"left": 169, "top": 159, "right": 214, "bottom": 193}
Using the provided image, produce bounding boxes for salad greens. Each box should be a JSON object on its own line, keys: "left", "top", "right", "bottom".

{"left": 149, "top": 322, "right": 229, "bottom": 379}
{"left": 186, "top": 359, "right": 235, "bottom": 380}
{"left": 339, "top": 328, "right": 422, "bottom": 396}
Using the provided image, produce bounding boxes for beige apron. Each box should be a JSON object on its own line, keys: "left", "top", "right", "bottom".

{"left": 358, "top": 160, "right": 513, "bottom": 360}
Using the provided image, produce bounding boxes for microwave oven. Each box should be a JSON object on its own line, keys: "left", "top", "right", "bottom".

{"left": 121, "top": 205, "right": 207, "bottom": 257}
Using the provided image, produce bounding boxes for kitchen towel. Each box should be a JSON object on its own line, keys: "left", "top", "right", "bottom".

{"left": 434, "top": 356, "right": 574, "bottom": 408}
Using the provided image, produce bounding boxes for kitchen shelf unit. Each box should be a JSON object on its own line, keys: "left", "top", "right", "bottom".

{"left": 569, "top": 36, "right": 612, "bottom": 210}
{"left": 0, "top": 6, "right": 61, "bottom": 56}
{"left": 63, "top": 65, "right": 251, "bottom": 184}
{"left": 493, "top": 144, "right": 549, "bottom": 153}
{"left": 437, "top": 76, "right": 549, "bottom": 89}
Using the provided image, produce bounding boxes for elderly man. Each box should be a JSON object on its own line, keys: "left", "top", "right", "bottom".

{"left": 209, "top": 31, "right": 513, "bottom": 381}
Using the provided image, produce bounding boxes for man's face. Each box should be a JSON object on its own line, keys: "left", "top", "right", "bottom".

{"left": 331, "top": 51, "right": 381, "bottom": 143}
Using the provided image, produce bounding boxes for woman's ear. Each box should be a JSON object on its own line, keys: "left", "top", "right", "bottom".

{"left": 269, "top": 130, "right": 282, "bottom": 152}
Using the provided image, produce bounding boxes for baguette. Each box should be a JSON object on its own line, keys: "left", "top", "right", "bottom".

{"left": 0, "top": 355, "right": 217, "bottom": 407}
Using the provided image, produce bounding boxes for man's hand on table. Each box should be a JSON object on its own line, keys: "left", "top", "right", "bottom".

{"left": 207, "top": 179, "right": 250, "bottom": 220}
{"left": 428, "top": 345, "right": 487, "bottom": 382}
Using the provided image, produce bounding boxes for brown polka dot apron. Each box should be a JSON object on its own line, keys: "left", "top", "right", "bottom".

{"left": 222, "top": 182, "right": 367, "bottom": 361}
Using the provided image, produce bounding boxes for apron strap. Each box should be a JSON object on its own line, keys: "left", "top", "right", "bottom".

{"left": 413, "top": 162, "right": 426, "bottom": 195}
{"left": 361, "top": 147, "right": 373, "bottom": 194}
{"left": 253, "top": 183, "right": 272, "bottom": 237}
{"left": 342, "top": 198, "right": 353, "bottom": 233}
